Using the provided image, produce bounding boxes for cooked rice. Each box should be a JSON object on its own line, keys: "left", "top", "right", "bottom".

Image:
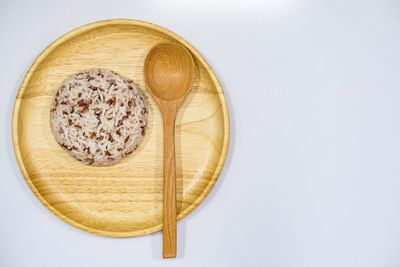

{"left": 50, "top": 68, "right": 148, "bottom": 166}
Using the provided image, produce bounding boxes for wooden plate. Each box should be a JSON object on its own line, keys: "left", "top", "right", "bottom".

{"left": 12, "top": 19, "right": 230, "bottom": 237}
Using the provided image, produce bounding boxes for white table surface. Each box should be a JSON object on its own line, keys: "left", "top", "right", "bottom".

{"left": 2, "top": 0, "right": 400, "bottom": 266}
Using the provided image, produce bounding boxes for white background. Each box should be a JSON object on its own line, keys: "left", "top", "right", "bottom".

{"left": 1, "top": 0, "right": 400, "bottom": 266}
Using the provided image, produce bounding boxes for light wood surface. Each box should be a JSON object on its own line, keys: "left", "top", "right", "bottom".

{"left": 12, "top": 19, "right": 230, "bottom": 237}
{"left": 144, "top": 42, "right": 196, "bottom": 258}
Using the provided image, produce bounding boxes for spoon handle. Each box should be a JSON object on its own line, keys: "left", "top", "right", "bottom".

{"left": 163, "top": 113, "right": 177, "bottom": 258}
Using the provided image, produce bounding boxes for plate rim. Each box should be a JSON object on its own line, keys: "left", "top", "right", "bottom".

{"left": 12, "top": 18, "right": 230, "bottom": 237}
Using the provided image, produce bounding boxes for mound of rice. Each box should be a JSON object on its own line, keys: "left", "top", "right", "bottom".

{"left": 50, "top": 68, "right": 148, "bottom": 166}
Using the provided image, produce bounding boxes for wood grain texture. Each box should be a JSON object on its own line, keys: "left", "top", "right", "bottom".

{"left": 12, "top": 19, "right": 230, "bottom": 237}
{"left": 144, "top": 42, "right": 196, "bottom": 258}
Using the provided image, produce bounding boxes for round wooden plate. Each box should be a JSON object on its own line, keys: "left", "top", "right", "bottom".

{"left": 12, "top": 19, "right": 230, "bottom": 237}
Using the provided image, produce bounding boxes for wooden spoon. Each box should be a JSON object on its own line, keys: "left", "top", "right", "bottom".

{"left": 144, "top": 42, "right": 195, "bottom": 258}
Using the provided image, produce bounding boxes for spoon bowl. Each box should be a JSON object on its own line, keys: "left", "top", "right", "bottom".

{"left": 144, "top": 42, "right": 195, "bottom": 102}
